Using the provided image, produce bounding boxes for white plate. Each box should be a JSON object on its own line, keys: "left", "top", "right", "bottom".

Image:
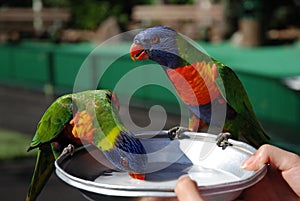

{"left": 55, "top": 131, "right": 267, "bottom": 201}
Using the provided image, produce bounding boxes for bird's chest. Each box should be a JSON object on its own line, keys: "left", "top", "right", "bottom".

{"left": 166, "top": 62, "right": 220, "bottom": 105}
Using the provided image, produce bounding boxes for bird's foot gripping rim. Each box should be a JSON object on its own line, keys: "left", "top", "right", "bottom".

{"left": 61, "top": 144, "right": 75, "bottom": 156}
{"left": 216, "top": 132, "right": 233, "bottom": 150}
{"left": 167, "top": 126, "right": 191, "bottom": 140}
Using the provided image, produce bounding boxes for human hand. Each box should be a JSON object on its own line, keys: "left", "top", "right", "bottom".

{"left": 175, "top": 144, "right": 300, "bottom": 201}
{"left": 175, "top": 174, "right": 204, "bottom": 201}
{"left": 138, "top": 144, "right": 300, "bottom": 201}
{"left": 136, "top": 175, "right": 201, "bottom": 201}
{"left": 238, "top": 144, "right": 300, "bottom": 201}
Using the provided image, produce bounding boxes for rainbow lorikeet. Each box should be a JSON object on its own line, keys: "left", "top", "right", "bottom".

{"left": 26, "top": 90, "right": 147, "bottom": 201}
{"left": 130, "top": 26, "right": 270, "bottom": 148}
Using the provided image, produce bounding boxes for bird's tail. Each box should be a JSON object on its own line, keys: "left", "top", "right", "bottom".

{"left": 26, "top": 143, "right": 55, "bottom": 201}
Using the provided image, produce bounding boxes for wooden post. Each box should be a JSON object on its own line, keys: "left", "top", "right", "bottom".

{"left": 239, "top": 19, "right": 261, "bottom": 46}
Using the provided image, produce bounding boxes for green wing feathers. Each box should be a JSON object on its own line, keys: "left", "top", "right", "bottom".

{"left": 26, "top": 144, "right": 55, "bottom": 201}
{"left": 28, "top": 94, "right": 73, "bottom": 150}
{"left": 26, "top": 94, "right": 73, "bottom": 201}
{"left": 216, "top": 65, "right": 270, "bottom": 146}
{"left": 215, "top": 65, "right": 255, "bottom": 115}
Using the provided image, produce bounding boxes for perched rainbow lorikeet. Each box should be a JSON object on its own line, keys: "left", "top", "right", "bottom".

{"left": 130, "top": 26, "right": 270, "bottom": 148}
{"left": 26, "top": 90, "right": 147, "bottom": 201}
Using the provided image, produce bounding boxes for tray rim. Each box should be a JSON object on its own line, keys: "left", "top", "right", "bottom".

{"left": 55, "top": 131, "right": 267, "bottom": 197}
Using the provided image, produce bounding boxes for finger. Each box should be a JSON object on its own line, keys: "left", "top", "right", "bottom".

{"left": 241, "top": 144, "right": 300, "bottom": 171}
{"left": 136, "top": 197, "right": 177, "bottom": 201}
{"left": 175, "top": 175, "right": 204, "bottom": 201}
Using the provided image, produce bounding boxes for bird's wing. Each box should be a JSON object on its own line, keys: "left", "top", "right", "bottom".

{"left": 215, "top": 64, "right": 269, "bottom": 137}
{"left": 29, "top": 94, "right": 73, "bottom": 149}
{"left": 26, "top": 143, "right": 55, "bottom": 201}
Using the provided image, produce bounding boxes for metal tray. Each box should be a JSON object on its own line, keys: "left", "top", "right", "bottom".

{"left": 55, "top": 131, "right": 267, "bottom": 201}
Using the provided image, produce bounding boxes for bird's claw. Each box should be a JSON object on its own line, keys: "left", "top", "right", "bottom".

{"left": 216, "top": 132, "right": 233, "bottom": 150}
{"left": 62, "top": 144, "right": 75, "bottom": 156}
{"left": 167, "top": 126, "right": 190, "bottom": 140}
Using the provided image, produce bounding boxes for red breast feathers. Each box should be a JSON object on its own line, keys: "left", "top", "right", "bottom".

{"left": 166, "top": 61, "right": 220, "bottom": 105}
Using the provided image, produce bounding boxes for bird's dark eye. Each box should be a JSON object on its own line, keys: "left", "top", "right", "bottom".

{"left": 121, "top": 158, "right": 128, "bottom": 167}
{"left": 151, "top": 35, "right": 160, "bottom": 44}
{"left": 134, "top": 39, "right": 141, "bottom": 45}
{"left": 106, "top": 92, "right": 112, "bottom": 104}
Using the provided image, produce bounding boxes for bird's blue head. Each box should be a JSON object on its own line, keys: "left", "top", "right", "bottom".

{"left": 130, "top": 26, "right": 185, "bottom": 68}
{"left": 103, "top": 131, "right": 147, "bottom": 179}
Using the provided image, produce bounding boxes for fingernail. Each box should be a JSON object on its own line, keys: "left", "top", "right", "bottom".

{"left": 240, "top": 155, "right": 255, "bottom": 169}
{"left": 177, "top": 174, "right": 191, "bottom": 182}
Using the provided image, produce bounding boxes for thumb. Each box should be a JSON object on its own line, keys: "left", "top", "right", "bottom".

{"left": 175, "top": 175, "right": 204, "bottom": 201}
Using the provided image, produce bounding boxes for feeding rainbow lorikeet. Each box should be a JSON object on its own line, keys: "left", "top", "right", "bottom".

{"left": 130, "top": 26, "right": 270, "bottom": 149}
{"left": 26, "top": 90, "right": 147, "bottom": 201}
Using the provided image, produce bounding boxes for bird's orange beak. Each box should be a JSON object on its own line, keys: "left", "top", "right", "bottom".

{"left": 130, "top": 44, "right": 149, "bottom": 61}
{"left": 129, "top": 172, "right": 146, "bottom": 180}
